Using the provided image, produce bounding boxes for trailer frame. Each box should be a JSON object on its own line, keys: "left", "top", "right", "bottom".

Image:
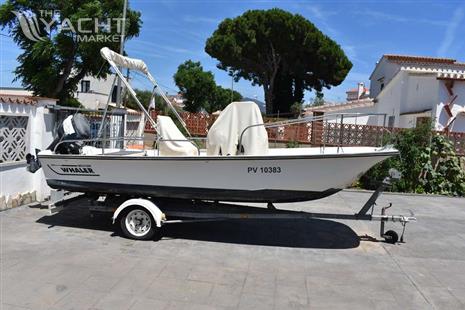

{"left": 47, "top": 173, "right": 415, "bottom": 243}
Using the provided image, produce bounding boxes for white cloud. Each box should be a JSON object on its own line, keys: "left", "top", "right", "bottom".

{"left": 437, "top": 7, "right": 464, "bottom": 56}
{"left": 183, "top": 16, "right": 220, "bottom": 24}
{"left": 356, "top": 10, "right": 447, "bottom": 27}
{"left": 305, "top": 5, "right": 339, "bottom": 37}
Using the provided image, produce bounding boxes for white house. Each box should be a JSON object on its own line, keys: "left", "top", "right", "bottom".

{"left": 346, "top": 82, "right": 370, "bottom": 101}
{"left": 0, "top": 93, "right": 57, "bottom": 209}
{"left": 75, "top": 74, "right": 126, "bottom": 110}
{"left": 305, "top": 54, "right": 465, "bottom": 132}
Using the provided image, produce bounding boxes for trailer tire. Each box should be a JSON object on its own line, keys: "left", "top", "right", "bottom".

{"left": 384, "top": 230, "right": 399, "bottom": 244}
{"left": 119, "top": 206, "right": 158, "bottom": 240}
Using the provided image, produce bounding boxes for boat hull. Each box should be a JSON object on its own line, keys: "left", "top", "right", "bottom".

{"left": 39, "top": 149, "right": 396, "bottom": 203}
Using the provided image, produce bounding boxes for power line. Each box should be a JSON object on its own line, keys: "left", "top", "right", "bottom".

{"left": 131, "top": 70, "right": 179, "bottom": 94}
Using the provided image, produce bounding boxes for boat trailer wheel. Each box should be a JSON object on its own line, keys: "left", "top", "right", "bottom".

{"left": 120, "top": 207, "right": 157, "bottom": 240}
{"left": 383, "top": 230, "right": 399, "bottom": 244}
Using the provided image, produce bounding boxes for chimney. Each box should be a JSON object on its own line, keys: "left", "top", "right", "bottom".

{"left": 357, "top": 82, "right": 365, "bottom": 99}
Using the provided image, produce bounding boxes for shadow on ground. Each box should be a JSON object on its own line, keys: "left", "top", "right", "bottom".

{"left": 35, "top": 205, "right": 360, "bottom": 249}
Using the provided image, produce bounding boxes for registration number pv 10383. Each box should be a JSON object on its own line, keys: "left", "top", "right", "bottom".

{"left": 247, "top": 167, "right": 282, "bottom": 174}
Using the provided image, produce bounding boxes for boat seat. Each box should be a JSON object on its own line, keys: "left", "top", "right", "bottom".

{"left": 207, "top": 101, "right": 268, "bottom": 155}
{"left": 156, "top": 116, "right": 198, "bottom": 156}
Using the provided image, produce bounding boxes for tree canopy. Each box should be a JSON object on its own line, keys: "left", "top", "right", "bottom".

{"left": 173, "top": 60, "right": 241, "bottom": 113}
{"left": 208, "top": 85, "right": 242, "bottom": 113}
{"left": 205, "top": 8, "right": 352, "bottom": 115}
{"left": 124, "top": 89, "right": 159, "bottom": 110}
{"left": 311, "top": 91, "right": 325, "bottom": 106}
{"left": 0, "top": 0, "right": 141, "bottom": 105}
{"left": 173, "top": 60, "right": 216, "bottom": 113}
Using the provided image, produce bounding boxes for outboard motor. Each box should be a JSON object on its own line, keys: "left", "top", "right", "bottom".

{"left": 48, "top": 113, "right": 91, "bottom": 154}
{"left": 26, "top": 113, "right": 91, "bottom": 173}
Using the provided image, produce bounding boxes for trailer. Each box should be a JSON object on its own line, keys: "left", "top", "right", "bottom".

{"left": 47, "top": 171, "right": 416, "bottom": 244}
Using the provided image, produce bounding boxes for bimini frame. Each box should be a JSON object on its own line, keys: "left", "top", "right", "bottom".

{"left": 99, "top": 47, "right": 191, "bottom": 137}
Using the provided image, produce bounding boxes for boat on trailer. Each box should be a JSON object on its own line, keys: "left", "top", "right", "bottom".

{"left": 28, "top": 47, "right": 414, "bottom": 240}
{"left": 38, "top": 145, "right": 396, "bottom": 203}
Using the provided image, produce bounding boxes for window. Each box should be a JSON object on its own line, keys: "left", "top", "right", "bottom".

{"left": 111, "top": 86, "right": 123, "bottom": 103}
{"left": 111, "top": 85, "right": 118, "bottom": 103}
{"left": 0, "top": 116, "right": 28, "bottom": 163}
{"left": 388, "top": 116, "right": 395, "bottom": 128}
{"left": 81, "top": 80, "right": 90, "bottom": 93}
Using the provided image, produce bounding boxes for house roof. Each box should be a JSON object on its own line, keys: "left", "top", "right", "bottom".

{"left": 304, "top": 98, "right": 374, "bottom": 114}
{"left": 370, "top": 54, "right": 465, "bottom": 81}
{"left": 0, "top": 94, "right": 58, "bottom": 105}
{"left": 346, "top": 87, "right": 369, "bottom": 93}
{"left": 384, "top": 54, "right": 459, "bottom": 65}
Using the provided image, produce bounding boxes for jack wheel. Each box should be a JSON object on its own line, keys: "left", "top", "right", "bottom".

{"left": 384, "top": 230, "right": 399, "bottom": 244}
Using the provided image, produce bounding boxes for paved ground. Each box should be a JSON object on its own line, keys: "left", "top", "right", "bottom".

{"left": 1, "top": 190, "right": 465, "bottom": 310}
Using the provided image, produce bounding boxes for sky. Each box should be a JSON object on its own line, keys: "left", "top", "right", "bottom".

{"left": 1, "top": 0, "right": 464, "bottom": 103}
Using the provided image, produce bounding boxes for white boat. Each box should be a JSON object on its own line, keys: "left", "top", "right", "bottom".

{"left": 38, "top": 146, "right": 396, "bottom": 203}
{"left": 30, "top": 47, "right": 398, "bottom": 204}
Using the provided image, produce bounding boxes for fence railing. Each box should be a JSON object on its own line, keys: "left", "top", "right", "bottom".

{"left": 144, "top": 111, "right": 465, "bottom": 155}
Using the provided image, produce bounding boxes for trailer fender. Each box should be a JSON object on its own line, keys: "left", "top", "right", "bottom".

{"left": 112, "top": 198, "right": 164, "bottom": 227}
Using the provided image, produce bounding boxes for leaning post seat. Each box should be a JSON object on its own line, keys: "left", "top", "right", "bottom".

{"left": 156, "top": 115, "right": 198, "bottom": 156}
{"left": 207, "top": 101, "right": 269, "bottom": 156}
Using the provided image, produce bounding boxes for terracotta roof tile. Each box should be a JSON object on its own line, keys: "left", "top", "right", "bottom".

{"left": 346, "top": 87, "right": 369, "bottom": 93}
{"left": 0, "top": 94, "right": 37, "bottom": 105}
{"left": 304, "top": 98, "right": 374, "bottom": 114}
{"left": 384, "top": 54, "right": 458, "bottom": 64}
{"left": 0, "top": 94, "right": 57, "bottom": 105}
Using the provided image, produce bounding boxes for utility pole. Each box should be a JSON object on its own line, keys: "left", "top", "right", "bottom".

{"left": 116, "top": 0, "right": 128, "bottom": 108}
{"left": 230, "top": 74, "right": 233, "bottom": 103}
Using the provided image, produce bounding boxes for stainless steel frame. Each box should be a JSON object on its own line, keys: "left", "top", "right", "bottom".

{"left": 54, "top": 111, "right": 393, "bottom": 157}
{"left": 237, "top": 112, "right": 389, "bottom": 155}
{"left": 53, "top": 136, "right": 207, "bottom": 156}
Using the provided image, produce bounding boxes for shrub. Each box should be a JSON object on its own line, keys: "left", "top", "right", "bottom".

{"left": 359, "top": 122, "right": 465, "bottom": 196}
{"left": 286, "top": 140, "right": 300, "bottom": 148}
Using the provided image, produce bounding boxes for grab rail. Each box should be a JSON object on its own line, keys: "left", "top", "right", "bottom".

{"left": 53, "top": 136, "right": 206, "bottom": 156}
{"left": 155, "top": 137, "right": 207, "bottom": 156}
{"left": 237, "top": 112, "right": 389, "bottom": 155}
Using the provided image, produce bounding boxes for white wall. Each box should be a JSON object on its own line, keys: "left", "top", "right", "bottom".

{"left": 399, "top": 111, "right": 433, "bottom": 128}
{"left": 402, "top": 74, "right": 438, "bottom": 115}
{"left": 325, "top": 105, "right": 382, "bottom": 125}
{"left": 370, "top": 71, "right": 440, "bottom": 129}
{"left": 76, "top": 92, "right": 109, "bottom": 110}
{"left": 369, "top": 58, "right": 401, "bottom": 98}
{"left": 75, "top": 74, "right": 125, "bottom": 109}
{"left": 373, "top": 71, "right": 407, "bottom": 127}
{"left": 0, "top": 99, "right": 56, "bottom": 203}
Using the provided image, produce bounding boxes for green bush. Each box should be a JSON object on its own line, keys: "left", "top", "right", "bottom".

{"left": 359, "top": 122, "right": 465, "bottom": 196}
{"left": 286, "top": 140, "right": 300, "bottom": 148}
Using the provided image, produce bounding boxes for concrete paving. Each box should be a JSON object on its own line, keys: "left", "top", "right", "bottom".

{"left": 1, "top": 190, "right": 465, "bottom": 309}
